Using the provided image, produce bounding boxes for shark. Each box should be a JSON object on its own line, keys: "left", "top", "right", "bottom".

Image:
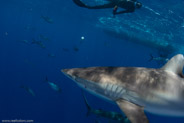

{"left": 61, "top": 54, "right": 184, "bottom": 123}
{"left": 82, "top": 92, "right": 130, "bottom": 123}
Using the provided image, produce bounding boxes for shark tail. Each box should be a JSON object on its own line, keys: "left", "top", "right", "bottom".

{"left": 148, "top": 54, "right": 154, "bottom": 62}
{"left": 82, "top": 92, "right": 92, "bottom": 117}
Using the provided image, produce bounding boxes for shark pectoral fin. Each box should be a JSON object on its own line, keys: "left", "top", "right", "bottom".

{"left": 116, "top": 100, "right": 149, "bottom": 123}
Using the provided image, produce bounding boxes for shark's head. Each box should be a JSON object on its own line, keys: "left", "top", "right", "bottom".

{"left": 62, "top": 67, "right": 102, "bottom": 88}
{"left": 62, "top": 67, "right": 126, "bottom": 101}
{"left": 62, "top": 69, "right": 75, "bottom": 80}
{"left": 62, "top": 67, "right": 107, "bottom": 99}
{"left": 62, "top": 67, "right": 121, "bottom": 86}
{"left": 62, "top": 68, "right": 87, "bottom": 89}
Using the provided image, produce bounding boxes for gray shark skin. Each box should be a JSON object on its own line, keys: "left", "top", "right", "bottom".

{"left": 62, "top": 54, "right": 184, "bottom": 123}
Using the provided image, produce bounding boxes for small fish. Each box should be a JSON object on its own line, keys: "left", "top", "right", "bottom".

{"left": 45, "top": 77, "right": 61, "bottom": 92}
{"left": 20, "top": 85, "right": 35, "bottom": 96}
{"left": 39, "top": 34, "right": 50, "bottom": 41}
{"left": 41, "top": 15, "right": 53, "bottom": 24}
{"left": 148, "top": 54, "right": 169, "bottom": 63}
{"left": 48, "top": 53, "right": 56, "bottom": 58}
{"left": 73, "top": 46, "right": 79, "bottom": 52}
{"left": 31, "top": 39, "right": 46, "bottom": 49}
{"left": 19, "top": 40, "right": 29, "bottom": 44}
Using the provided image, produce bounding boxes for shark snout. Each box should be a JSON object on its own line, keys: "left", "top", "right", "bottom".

{"left": 61, "top": 68, "right": 79, "bottom": 80}
{"left": 62, "top": 68, "right": 88, "bottom": 88}
{"left": 62, "top": 69, "right": 73, "bottom": 77}
{"left": 61, "top": 69, "right": 70, "bottom": 74}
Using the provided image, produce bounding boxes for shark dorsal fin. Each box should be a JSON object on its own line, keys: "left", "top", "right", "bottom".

{"left": 161, "top": 54, "right": 184, "bottom": 75}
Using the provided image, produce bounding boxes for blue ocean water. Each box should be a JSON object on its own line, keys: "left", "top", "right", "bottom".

{"left": 0, "top": 0, "right": 184, "bottom": 123}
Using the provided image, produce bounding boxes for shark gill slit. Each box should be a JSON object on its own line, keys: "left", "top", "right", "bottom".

{"left": 118, "top": 87, "right": 125, "bottom": 99}
{"left": 107, "top": 83, "right": 113, "bottom": 96}
{"left": 116, "top": 86, "right": 123, "bottom": 98}
{"left": 104, "top": 83, "right": 109, "bottom": 95}
{"left": 110, "top": 84, "right": 114, "bottom": 97}
{"left": 114, "top": 85, "right": 119, "bottom": 98}
{"left": 114, "top": 86, "right": 119, "bottom": 98}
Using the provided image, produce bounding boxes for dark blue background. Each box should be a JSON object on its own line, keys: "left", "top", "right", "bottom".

{"left": 0, "top": 0, "right": 184, "bottom": 123}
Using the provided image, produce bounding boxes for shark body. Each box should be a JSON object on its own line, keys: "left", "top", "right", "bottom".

{"left": 62, "top": 54, "right": 184, "bottom": 123}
